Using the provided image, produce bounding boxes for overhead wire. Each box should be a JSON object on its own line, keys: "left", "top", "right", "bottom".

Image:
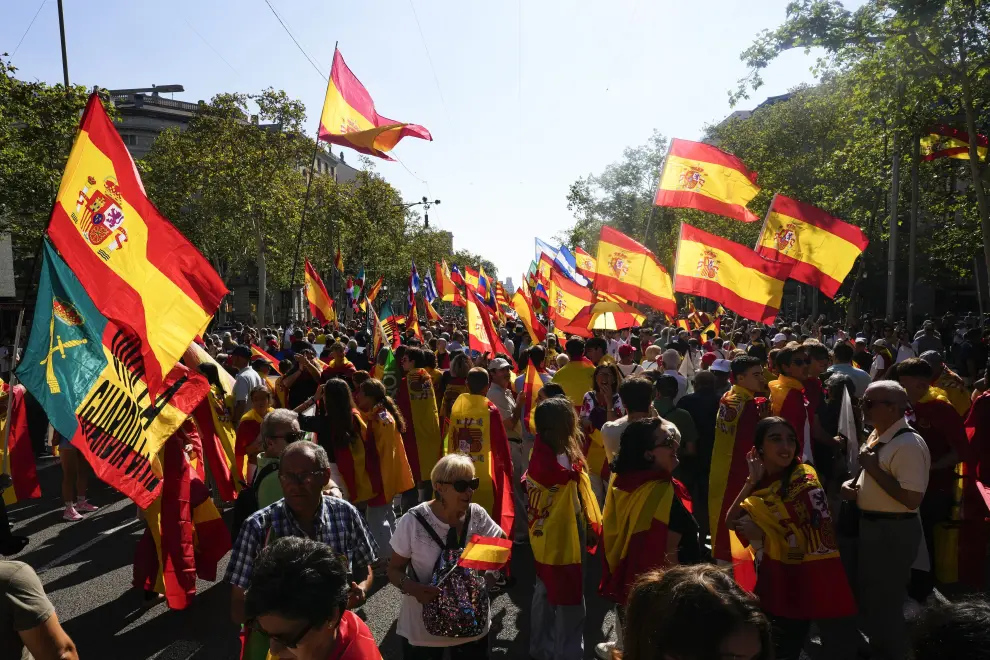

{"left": 262, "top": 0, "right": 328, "bottom": 81}
{"left": 406, "top": 0, "right": 453, "bottom": 131}
{"left": 12, "top": 0, "right": 47, "bottom": 57}
{"left": 183, "top": 17, "right": 240, "bottom": 77}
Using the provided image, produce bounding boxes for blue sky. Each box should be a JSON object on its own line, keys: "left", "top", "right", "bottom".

{"left": 4, "top": 0, "right": 846, "bottom": 286}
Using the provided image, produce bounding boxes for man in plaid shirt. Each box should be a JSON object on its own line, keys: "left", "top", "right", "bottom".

{"left": 226, "top": 441, "right": 379, "bottom": 624}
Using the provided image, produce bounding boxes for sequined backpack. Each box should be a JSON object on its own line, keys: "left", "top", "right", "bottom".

{"left": 411, "top": 506, "right": 490, "bottom": 638}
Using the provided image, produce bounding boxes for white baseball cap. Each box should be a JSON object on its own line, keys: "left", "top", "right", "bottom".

{"left": 711, "top": 358, "right": 731, "bottom": 373}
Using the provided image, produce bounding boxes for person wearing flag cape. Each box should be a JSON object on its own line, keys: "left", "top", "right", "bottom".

{"left": 396, "top": 347, "right": 443, "bottom": 509}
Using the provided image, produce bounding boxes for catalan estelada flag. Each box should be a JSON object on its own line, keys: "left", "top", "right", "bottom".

{"left": 17, "top": 241, "right": 210, "bottom": 508}
{"left": 674, "top": 223, "right": 791, "bottom": 324}
{"left": 921, "top": 125, "right": 988, "bottom": 161}
{"left": 655, "top": 138, "right": 761, "bottom": 223}
{"left": 594, "top": 227, "right": 676, "bottom": 317}
{"left": 250, "top": 344, "right": 281, "bottom": 375}
{"left": 459, "top": 535, "right": 512, "bottom": 570}
{"left": 435, "top": 261, "right": 465, "bottom": 307}
{"left": 318, "top": 48, "right": 432, "bottom": 160}
{"left": 511, "top": 289, "right": 547, "bottom": 344}
{"left": 304, "top": 259, "right": 337, "bottom": 326}
{"left": 756, "top": 195, "right": 868, "bottom": 298}
{"left": 573, "top": 246, "right": 597, "bottom": 282}
{"left": 46, "top": 94, "right": 227, "bottom": 398}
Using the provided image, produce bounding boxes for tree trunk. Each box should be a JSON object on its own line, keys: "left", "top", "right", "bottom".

{"left": 846, "top": 192, "right": 882, "bottom": 326}
{"left": 960, "top": 77, "right": 990, "bottom": 278}
{"left": 256, "top": 232, "right": 267, "bottom": 330}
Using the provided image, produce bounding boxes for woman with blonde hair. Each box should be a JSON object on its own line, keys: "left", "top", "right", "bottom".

{"left": 640, "top": 345, "right": 662, "bottom": 372}
{"left": 581, "top": 362, "right": 625, "bottom": 505}
{"left": 527, "top": 397, "right": 603, "bottom": 660}
{"left": 387, "top": 453, "right": 505, "bottom": 658}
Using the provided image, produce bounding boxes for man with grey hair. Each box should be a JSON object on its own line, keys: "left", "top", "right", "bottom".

{"left": 253, "top": 409, "right": 302, "bottom": 508}
{"left": 841, "top": 380, "right": 930, "bottom": 660}
{"left": 661, "top": 349, "right": 687, "bottom": 404}
{"left": 226, "top": 441, "right": 379, "bottom": 626}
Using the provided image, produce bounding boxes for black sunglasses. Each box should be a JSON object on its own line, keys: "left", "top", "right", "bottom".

{"left": 279, "top": 469, "right": 326, "bottom": 485}
{"left": 439, "top": 478, "right": 480, "bottom": 492}
{"left": 267, "top": 431, "right": 305, "bottom": 443}
{"left": 861, "top": 398, "right": 895, "bottom": 409}
{"left": 251, "top": 618, "right": 315, "bottom": 649}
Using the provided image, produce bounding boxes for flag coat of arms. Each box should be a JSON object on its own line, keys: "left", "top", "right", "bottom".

{"left": 318, "top": 48, "right": 432, "bottom": 160}
{"left": 573, "top": 246, "right": 597, "bottom": 283}
{"left": 920, "top": 125, "right": 988, "bottom": 161}
{"left": 17, "top": 241, "right": 210, "bottom": 507}
{"left": 655, "top": 138, "right": 761, "bottom": 223}
{"left": 594, "top": 227, "right": 676, "bottom": 317}
{"left": 756, "top": 195, "right": 868, "bottom": 298}
{"left": 547, "top": 271, "right": 595, "bottom": 337}
{"left": 674, "top": 224, "right": 792, "bottom": 324}
{"left": 46, "top": 94, "right": 227, "bottom": 398}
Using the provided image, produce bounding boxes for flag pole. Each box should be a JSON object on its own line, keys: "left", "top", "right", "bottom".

{"left": 754, "top": 193, "right": 777, "bottom": 252}
{"left": 287, "top": 40, "right": 339, "bottom": 326}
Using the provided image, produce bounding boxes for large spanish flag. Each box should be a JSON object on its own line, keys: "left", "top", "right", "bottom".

{"left": 573, "top": 246, "right": 597, "bottom": 282}
{"left": 547, "top": 270, "right": 595, "bottom": 336}
{"left": 46, "top": 94, "right": 227, "bottom": 398}
{"left": 674, "top": 224, "right": 791, "bottom": 324}
{"left": 304, "top": 259, "right": 337, "bottom": 326}
{"left": 318, "top": 48, "right": 432, "bottom": 160}
{"left": 921, "top": 125, "right": 988, "bottom": 162}
{"left": 655, "top": 138, "right": 761, "bottom": 223}
{"left": 594, "top": 226, "right": 676, "bottom": 317}
{"left": 756, "top": 195, "right": 868, "bottom": 298}
{"left": 511, "top": 289, "right": 548, "bottom": 344}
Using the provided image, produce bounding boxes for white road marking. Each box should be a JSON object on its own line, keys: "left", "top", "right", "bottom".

{"left": 36, "top": 518, "right": 142, "bottom": 576}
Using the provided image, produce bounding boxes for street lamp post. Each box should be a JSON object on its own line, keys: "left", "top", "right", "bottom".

{"left": 398, "top": 196, "right": 441, "bottom": 227}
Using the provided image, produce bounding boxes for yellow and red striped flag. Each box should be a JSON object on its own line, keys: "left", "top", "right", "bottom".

{"left": 596, "top": 291, "right": 626, "bottom": 304}
{"left": 594, "top": 227, "right": 676, "bottom": 317}
{"left": 655, "top": 138, "right": 761, "bottom": 223}
{"left": 536, "top": 254, "right": 554, "bottom": 284}
{"left": 458, "top": 535, "right": 512, "bottom": 570}
{"left": 304, "top": 259, "right": 337, "bottom": 326}
{"left": 359, "top": 275, "right": 383, "bottom": 311}
{"left": 920, "top": 125, "right": 988, "bottom": 161}
{"left": 674, "top": 224, "right": 792, "bottom": 324}
{"left": 756, "top": 195, "right": 868, "bottom": 298}
{"left": 520, "top": 362, "right": 545, "bottom": 434}
{"left": 466, "top": 289, "right": 494, "bottom": 356}
{"left": 511, "top": 288, "right": 548, "bottom": 344}
{"left": 436, "top": 261, "right": 465, "bottom": 307}
{"left": 46, "top": 94, "right": 227, "bottom": 397}
{"left": 250, "top": 344, "right": 282, "bottom": 375}
{"left": 424, "top": 297, "right": 443, "bottom": 322}
{"left": 573, "top": 246, "right": 597, "bottom": 282}
{"left": 463, "top": 266, "right": 480, "bottom": 290}
{"left": 333, "top": 249, "right": 344, "bottom": 273}
{"left": 318, "top": 48, "right": 432, "bottom": 160}
{"left": 406, "top": 301, "right": 423, "bottom": 341}
{"left": 494, "top": 281, "right": 512, "bottom": 313}
{"left": 547, "top": 270, "right": 595, "bottom": 337}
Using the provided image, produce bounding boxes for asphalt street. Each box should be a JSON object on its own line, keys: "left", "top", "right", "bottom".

{"left": 9, "top": 459, "right": 621, "bottom": 659}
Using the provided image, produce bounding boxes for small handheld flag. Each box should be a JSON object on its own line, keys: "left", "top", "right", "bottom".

{"left": 458, "top": 535, "right": 512, "bottom": 571}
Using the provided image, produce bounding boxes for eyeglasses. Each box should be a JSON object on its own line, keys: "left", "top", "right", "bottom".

{"left": 266, "top": 431, "right": 305, "bottom": 443}
{"left": 250, "top": 618, "right": 315, "bottom": 649}
{"left": 861, "top": 398, "right": 896, "bottom": 409}
{"left": 438, "top": 478, "right": 480, "bottom": 492}
{"left": 278, "top": 469, "right": 326, "bottom": 485}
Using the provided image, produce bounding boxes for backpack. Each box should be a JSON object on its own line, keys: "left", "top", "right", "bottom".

{"left": 411, "top": 506, "right": 490, "bottom": 638}
{"left": 230, "top": 462, "right": 279, "bottom": 543}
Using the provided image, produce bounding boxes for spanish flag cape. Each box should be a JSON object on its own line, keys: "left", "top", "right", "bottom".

{"left": 600, "top": 470, "right": 690, "bottom": 605}
{"left": 328, "top": 410, "right": 381, "bottom": 505}
{"left": 133, "top": 425, "right": 231, "bottom": 610}
{"left": 935, "top": 365, "right": 973, "bottom": 418}
{"left": 0, "top": 384, "right": 41, "bottom": 506}
{"left": 439, "top": 376, "right": 468, "bottom": 437}
{"left": 582, "top": 392, "right": 614, "bottom": 481}
{"left": 709, "top": 384, "right": 765, "bottom": 589}
{"left": 360, "top": 403, "right": 415, "bottom": 503}
{"left": 525, "top": 436, "right": 602, "bottom": 605}
{"left": 322, "top": 355, "right": 357, "bottom": 383}
{"left": 550, "top": 357, "right": 596, "bottom": 409}
{"left": 261, "top": 611, "right": 382, "bottom": 660}
{"left": 740, "top": 463, "right": 856, "bottom": 619}
{"left": 445, "top": 393, "right": 515, "bottom": 535}
{"left": 235, "top": 408, "right": 271, "bottom": 484}
{"left": 397, "top": 368, "right": 443, "bottom": 482}
{"left": 768, "top": 375, "right": 813, "bottom": 464}
{"left": 190, "top": 385, "right": 239, "bottom": 500}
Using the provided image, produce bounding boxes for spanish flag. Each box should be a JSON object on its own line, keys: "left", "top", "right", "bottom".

{"left": 596, "top": 291, "right": 626, "bottom": 304}
{"left": 463, "top": 266, "right": 481, "bottom": 290}
{"left": 397, "top": 366, "right": 442, "bottom": 483}
{"left": 423, "top": 297, "right": 443, "bottom": 322}
{"left": 536, "top": 254, "right": 554, "bottom": 284}
{"left": 655, "top": 138, "right": 761, "bottom": 223}
{"left": 594, "top": 226, "right": 676, "bottom": 317}
{"left": 674, "top": 223, "right": 791, "bottom": 324}
{"left": 435, "top": 261, "right": 465, "bottom": 307}
{"left": 511, "top": 289, "right": 548, "bottom": 344}
{"left": 362, "top": 276, "right": 384, "bottom": 310}
{"left": 921, "top": 125, "right": 988, "bottom": 162}
{"left": 0, "top": 385, "right": 41, "bottom": 506}
{"left": 459, "top": 535, "right": 512, "bottom": 570}
{"left": 304, "top": 259, "right": 337, "bottom": 326}
{"left": 526, "top": 436, "right": 602, "bottom": 605}
{"left": 600, "top": 471, "right": 688, "bottom": 605}
{"left": 405, "top": 301, "right": 423, "bottom": 341}
{"left": 520, "top": 362, "right": 545, "bottom": 435}
{"left": 547, "top": 270, "right": 595, "bottom": 336}
{"left": 573, "top": 246, "right": 597, "bottom": 282}
{"left": 466, "top": 290, "right": 494, "bottom": 356}
{"left": 756, "top": 195, "right": 868, "bottom": 298}
{"left": 318, "top": 48, "right": 432, "bottom": 160}
{"left": 46, "top": 94, "right": 228, "bottom": 398}
{"left": 334, "top": 249, "right": 345, "bottom": 274}
{"left": 250, "top": 344, "right": 281, "bottom": 375}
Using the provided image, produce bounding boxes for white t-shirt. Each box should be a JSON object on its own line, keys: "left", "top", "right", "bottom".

{"left": 601, "top": 416, "right": 631, "bottom": 463}
{"left": 390, "top": 502, "right": 503, "bottom": 647}
{"left": 233, "top": 366, "right": 265, "bottom": 402}
{"left": 616, "top": 362, "right": 642, "bottom": 378}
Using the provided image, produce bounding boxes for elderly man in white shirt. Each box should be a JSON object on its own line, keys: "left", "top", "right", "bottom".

{"left": 661, "top": 349, "right": 687, "bottom": 404}
{"left": 841, "top": 380, "right": 929, "bottom": 660}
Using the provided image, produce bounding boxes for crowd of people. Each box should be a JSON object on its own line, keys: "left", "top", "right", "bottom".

{"left": 5, "top": 308, "right": 990, "bottom": 659}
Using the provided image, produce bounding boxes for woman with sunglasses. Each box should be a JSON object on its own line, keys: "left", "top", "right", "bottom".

{"left": 246, "top": 536, "right": 382, "bottom": 660}
{"left": 386, "top": 453, "right": 505, "bottom": 659}
{"left": 768, "top": 345, "right": 814, "bottom": 464}
{"left": 725, "top": 417, "right": 856, "bottom": 660}
{"left": 598, "top": 417, "right": 699, "bottom": 660}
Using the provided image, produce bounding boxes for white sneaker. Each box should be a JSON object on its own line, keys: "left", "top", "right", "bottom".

{"left": 63, "top": 506, "right": 83, "bottom": 522}
{"left": 595, "top": 641, "right": 617, "bottom": 660}
{"left": 75, "top": 500, "right": 99, "bottom": 513}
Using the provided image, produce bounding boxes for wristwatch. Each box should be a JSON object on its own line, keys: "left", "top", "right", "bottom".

{"left": 398, "top": 575, "right": 410, "bottom": 594}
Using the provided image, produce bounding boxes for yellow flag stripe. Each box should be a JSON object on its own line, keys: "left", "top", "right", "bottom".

{"left": 660, "top": 153, "right": 760, "bottom": 207}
